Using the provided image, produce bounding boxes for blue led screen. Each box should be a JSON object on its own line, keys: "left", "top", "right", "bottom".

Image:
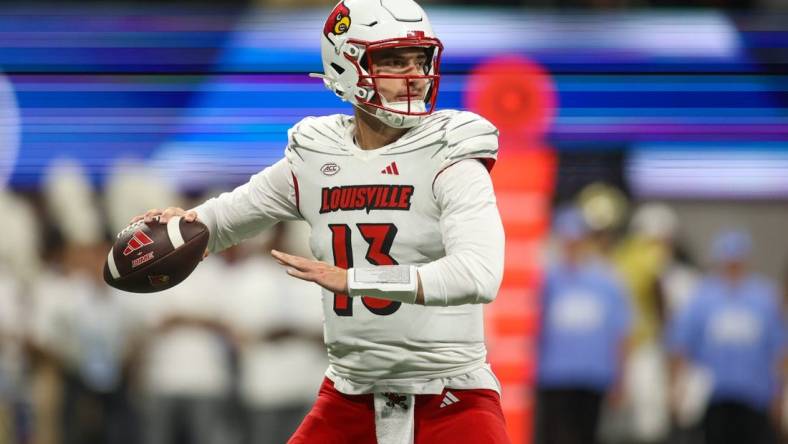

{"left": 0, "top": 6, "right": 785, "bottom": 194}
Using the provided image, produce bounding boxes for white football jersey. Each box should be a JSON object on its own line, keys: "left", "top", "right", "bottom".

{"left": 196, "top": 109, "right": 504, "bottom": 395}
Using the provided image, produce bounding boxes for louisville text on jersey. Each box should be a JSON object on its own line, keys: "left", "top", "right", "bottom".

{"left": 320, "top": 185, "right": 414, "bottom": 214}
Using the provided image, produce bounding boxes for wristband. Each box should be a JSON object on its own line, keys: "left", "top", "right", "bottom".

{"left": 347, "top": 265, "right": 418, "bottom": 304}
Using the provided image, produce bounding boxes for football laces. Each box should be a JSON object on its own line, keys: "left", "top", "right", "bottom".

{"left": 117, "top": 216, "right": 158, "bottom": 239}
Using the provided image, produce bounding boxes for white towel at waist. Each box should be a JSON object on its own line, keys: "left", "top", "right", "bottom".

{"left": 374, "top": 392, "right": 415, "bottom": 444}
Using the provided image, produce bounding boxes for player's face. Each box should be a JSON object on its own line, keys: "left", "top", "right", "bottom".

{"left": 369, "top": 47, "right": 430, "bottom": 104}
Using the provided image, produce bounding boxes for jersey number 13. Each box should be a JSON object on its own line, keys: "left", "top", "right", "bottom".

{"left": 329, "top": 223, "right": 401, "bottom": 317}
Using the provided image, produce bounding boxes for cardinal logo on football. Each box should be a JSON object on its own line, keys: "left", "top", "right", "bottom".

{"left": 148, "top": 275, "right": 171, "bottom": 287}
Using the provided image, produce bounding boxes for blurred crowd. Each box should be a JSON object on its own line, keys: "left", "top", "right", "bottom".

{"left": 535, "top": 184, "right": 788, "bottom": 444}
{"left": 0, "top": 160, "right": 326, "bottom": 444}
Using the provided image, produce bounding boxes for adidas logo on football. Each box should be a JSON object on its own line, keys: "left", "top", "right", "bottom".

{"left": 381, "top": 162, "right": 400, "bottom": 175}
{"left": 439, "top": 391, "right": 460, "bottom": 408}
{"left": 123, "top": 230, "right": 154, "bottom": 256}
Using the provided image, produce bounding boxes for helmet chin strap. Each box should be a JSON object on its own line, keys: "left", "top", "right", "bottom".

{"left": 373, "top": 96, "right": 426, "bottom": 129}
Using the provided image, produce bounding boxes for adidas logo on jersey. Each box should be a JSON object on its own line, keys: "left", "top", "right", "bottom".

{"left": 381, "top": 162, "right": 400, "bottom": 175}
{"left": 439, "top": 391, "right": 460, "bottom": 408}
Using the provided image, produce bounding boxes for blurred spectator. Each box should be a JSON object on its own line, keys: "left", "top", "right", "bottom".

{"left": 31, "top": 241, "right": 139, "bottom": 444}
{"left": 0, "top": 190, "right": 38, "bottom": 444}
{"left": 614, "top": 203, "right": 677, "bottom": 350}
{"left": 576, "top": 182, "right": 630, "bottom": 256}
{"left": 660, "top": 244, "right": 704, "bottom": 444}
{"left": 667, "top": 230, "right": 787, "bottom": 444}
{"left": 30, "top": 160, "right": 140, "bottom": 444}
{"left": 535, "top": 206, "right": 631, "bottom": 444}
{"left": 613, "top": 203, "right": 679, "bottom": 442}
{"left": 103, "top": 159, "right": 184, "bottom": 237}
{"left": 220, "top": 222, "right": 325, "bottom": 444}
{"left": 0, "top": 265, "right": 26, "bottom": 444}
{"left": 0, "top": 191, "right": 41, "bottom": 289}
{"left": 130, "top": 254, "right": 238, "bottom": 444}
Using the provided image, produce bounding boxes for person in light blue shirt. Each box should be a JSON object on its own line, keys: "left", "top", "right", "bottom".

{"left": 535, "top": 206, "right": 632, "bottom": 444}
{"left": 667, "top": 230, "right": 786, "bottom": 444}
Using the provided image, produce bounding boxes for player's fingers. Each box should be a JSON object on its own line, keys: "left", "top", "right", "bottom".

{"left": 274, "top": 251, "right": 316, "bottom": 275}
{"left": 272, "top": 255, "right": 287, "bottom": 266}
{"left": 142, "top": 208, "right": 163, "bottom": 223}
{"left": 271, "top": 249, "right": 302, "bottom": 267}
{"left": 159, "top": 208, "right": 173, "bottom": 223}
{"left": 184, "top": 210, "right": 199, "bottom": 222}
{"left": 159, "top": 207, "right": 185, "bottom": 224}
{"left": 285, "top": 267, "right": 311, "bottom": 282}
{"left": 285, "top": 258, "right": 312, "bottom": 272}
{"left": 271, "top": 250, "right": 294, "bottom": 268}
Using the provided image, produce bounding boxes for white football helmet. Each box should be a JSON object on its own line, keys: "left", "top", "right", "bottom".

{"left": 313, "top": 0, "right": 443, "bottom": 129}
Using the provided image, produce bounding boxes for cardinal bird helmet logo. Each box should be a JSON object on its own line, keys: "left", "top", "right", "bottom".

{"left": 324, "top": 1, "right": 351, "bottom": 40}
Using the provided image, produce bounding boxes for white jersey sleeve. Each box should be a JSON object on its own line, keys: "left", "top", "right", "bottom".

{"left": 193, "top": 158, "right": 302, "bottom": 253}
{"left": 417, "top": 159, "right": 504, "bottom": 306}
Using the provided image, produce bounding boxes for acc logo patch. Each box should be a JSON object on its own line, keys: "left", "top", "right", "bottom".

{"left": 321, "top": 162, "right": 341, "bottom": 176}
{"left": 324, "top": 1, "right": 351, "bottom": 39}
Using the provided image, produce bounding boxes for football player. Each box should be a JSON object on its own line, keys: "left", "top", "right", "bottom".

{"left": 134, "top": 0, "right": 509, "bottom": 442}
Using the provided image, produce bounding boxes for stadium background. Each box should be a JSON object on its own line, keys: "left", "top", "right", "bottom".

{"left": 0, "top": 0, "right": 786, "bottom": 443}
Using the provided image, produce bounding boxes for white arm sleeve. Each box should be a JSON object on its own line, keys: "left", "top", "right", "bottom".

{"left": 417, "top": 159, "right": 505, "bottom": 306}
{"left": 193, "top": 158, "right": 302, "bottom": 253}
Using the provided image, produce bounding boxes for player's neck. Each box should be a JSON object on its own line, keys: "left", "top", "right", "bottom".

{"left": 353, "top": 107, "right": 408, "bottom": 150}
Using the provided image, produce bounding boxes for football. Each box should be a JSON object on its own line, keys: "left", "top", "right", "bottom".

{"left": 103, "top": 216, "right": 209, "bottom": 293}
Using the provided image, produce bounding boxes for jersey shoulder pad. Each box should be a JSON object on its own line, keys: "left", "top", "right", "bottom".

{"left": 384, "top": 110, "right": 455, "bottom": 156}
{"left": 440, "top": 111, "right": 499, "bottom": 172}
{"left": 385, "top": 110, "right": 498, "bottom": 172}
{"left": 285, "top": 114, "right": 353, "bottom": 166}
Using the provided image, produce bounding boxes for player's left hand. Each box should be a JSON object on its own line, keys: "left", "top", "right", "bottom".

{"left": 271, "top": 249, "right": 347, "bottom": 293}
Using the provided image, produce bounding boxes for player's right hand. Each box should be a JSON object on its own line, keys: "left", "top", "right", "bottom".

{"left": 130, "top": 207, "right": 199, "bottom": 224}
{"left": 130, "top": 207, "right": 208, "bottom": 260}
